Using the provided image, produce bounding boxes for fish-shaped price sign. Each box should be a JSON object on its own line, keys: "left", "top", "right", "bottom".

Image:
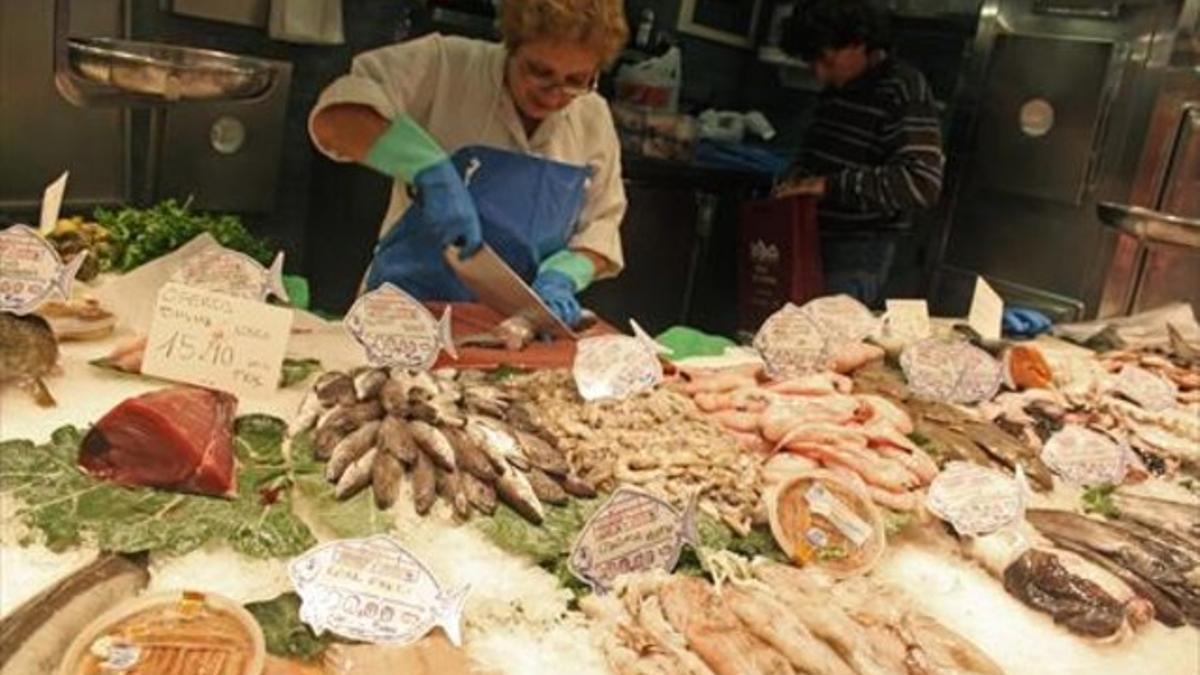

{"left": 289, "top": 535, "right": 469, "bottom": 646}
{"left": 1110, "top": 365, "right": 1177, "bottom": 412}
{"left": 901, "top": 339, "right": 1003, "bottom": 405}
{"left": 172, "top": 246, "right": 289, "bottom": 302}
{"left": 0, "top": 224, "right": 85, "bottom": 315}
{"left": 568, "top": 488, "right": 699, "bottom": 594}
{"left": 926, "top": 462, "right": 1026, "bottom": 536}
{"left": 345, "top": 283, "right": 457, "bottom": 370}
{"left": 754, "top": 295, "right": 880, "bottom": 379}
{"left": 1041, "top": 425, "right": 1127, "bottom": 486}
{"left": 573, "top": 321, "right": 666, "bottom": 401}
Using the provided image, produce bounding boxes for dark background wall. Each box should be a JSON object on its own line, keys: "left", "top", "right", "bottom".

{"left": 113, "top": 0, "right": 982, "bottom": 315}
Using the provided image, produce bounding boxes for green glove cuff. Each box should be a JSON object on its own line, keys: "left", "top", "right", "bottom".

{"left": 362, "top": 114, "right": 447, "bottom": 181}
{"left": 539, "top": 250, "right": 596, "bottom": 292}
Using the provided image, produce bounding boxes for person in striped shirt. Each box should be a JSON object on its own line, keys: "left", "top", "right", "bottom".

{"left": 775, "top": 0, "right": 945, "bottom": 307}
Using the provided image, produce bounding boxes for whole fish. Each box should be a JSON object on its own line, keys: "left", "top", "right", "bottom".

{"left": 465, "top": 418, "right": 525, "bottom": 473}
{"left": 0, "top": 312, "right": 59, "bottom": 406}
{"left": 527, "top": 468, "right": 568, "bottom": 506}
{"left": 335, "top": 448, "right": 378, "bottom": 500}
{"left": 408, "top": 420, "right": 457, "bottom": 471}
{"left": 1112, "top": 493, "right": 1200, "bottom": 551}
{"left": 964, "top": 420, "right": 1054, "bottom": 490}
{"left": 461, "top": 472, "right": 497, "bottom": 516}
{"left": 435, "top": 467, "right": 472, "bottom": 520}
{"left": 313, "top": 426, "right": 348, "bottom": 460}
{"left": 1002, "top": 548, "right": 1127, "bottom": 638}
{"left": 378, "top": 416, "right": 418, "bottom": 465}
{"left": 314, "top": 371, "right": 356, "bottom": 407}
{"left": 326, "top": 421, "right": 381, "bottom": 482}
{"left": 1028, "top": 509, "right": 1200, "bottom": 627}
{"left": 411, "top": 450, "right": 438, "bottom": 515}
{"left": 380, "top": 377, "right": 413, "bottom": 417}
{"left": 344, "top": 283, "right": 456, "bottom": 369}
{"left": 371, "top": 450, "right": 405, "bottom": 509}
{"left": 495, "top": 468, "right": 545, "bottom": 525}
{"left": 289, "top": 388, "right": 324, "bottom": 436}
{"left": 512, "top": 430, "right": 569, "bottom": 477}
{"left": 353, "top": 367, "right": 389, "bottom": 401}
{"left": 444, "top": 427, "right": 498, "bottom": 482}
{"left": 559, "top": 474, "right": 598, "bottom": 499}
{"left": 317, "top": 400, "right": 384, "bottom": 436}
{"left": 410, "top": 398, "right": 467, "bottom": 428}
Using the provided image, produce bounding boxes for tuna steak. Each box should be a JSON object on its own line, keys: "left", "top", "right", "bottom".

{"left": 79, "top": 386, "right": 238, "bottom": 496}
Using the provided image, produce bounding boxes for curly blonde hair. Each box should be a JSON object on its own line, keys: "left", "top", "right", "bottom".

{"left": 499, "top": 0, "right": 629, "bottom": 65}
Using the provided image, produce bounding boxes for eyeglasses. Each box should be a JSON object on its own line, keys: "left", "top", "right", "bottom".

{"left": 513, "top": 55, "right": 598, "bottom": 99}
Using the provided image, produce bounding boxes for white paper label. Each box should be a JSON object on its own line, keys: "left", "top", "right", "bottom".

{"left": 884, "top": 299, "right": 931, "bottom": 344}
{"left": 926, "top": 462, "right": 1024, "bottom": 536}
{"left": 573, "top": 334, "right": 664, "bottom": 401}
{"left": 142, "top": 282, "right": 293, "bottom": 397}
{"left": 0, "top": 224, "right": 83, "bottom": 315}
{"left": 968, "top": 277, "right": 1004, "bottom": 341}
{"left": 38, "top": 171, "right": 69, "bottom": 235}
{"left": 1042, "top": 425, "right": 1127, "bottom": 486}
{"left": 805, "top": 483, "right": 872, "bottom": 547}
{"left": 289, "top": 536, "right": 468, "bottom": 646}
{"left": 568, "top": 488, "right": 696, "bottom": 594}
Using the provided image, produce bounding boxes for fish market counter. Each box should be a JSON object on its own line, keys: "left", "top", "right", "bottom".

{"left": 1, "top": 311, "right": 1199, "bottom": 675}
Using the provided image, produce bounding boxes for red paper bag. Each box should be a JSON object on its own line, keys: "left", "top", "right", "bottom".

{"left": 737, "top": 195, "right": 823, "bottom": 334}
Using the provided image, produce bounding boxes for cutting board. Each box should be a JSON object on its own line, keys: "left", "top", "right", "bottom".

{"left": 428, "top": 302, "right": 617, "bottom": 370}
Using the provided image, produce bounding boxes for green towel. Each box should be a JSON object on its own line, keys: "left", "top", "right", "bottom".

{"left": 656, "top": 326, "right": 737, "bottom": 361}
{"left": 282, "top": 274, "right": 310, "bottom": 310}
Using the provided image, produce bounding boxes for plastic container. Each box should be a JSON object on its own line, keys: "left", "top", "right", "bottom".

{"left": 58, "top": 590, "right": 266, "bottom": 675}
{"left": 767, "top": 470, "right": 887, "bottom": 577}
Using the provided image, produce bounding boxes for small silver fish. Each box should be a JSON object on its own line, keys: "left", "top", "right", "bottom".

{"left": 371, "top": 449, "right": 405, "bottom": 509}
{"left": 335, "top": 447, "right": 378, "bottom": 500}
{"left": 289, "top": 388, "right": 324, "bottom": 436}
{"left": 317, "top": 400, "right": 384, "bottom": 436}
{"left": 408, "top": 420, "right": 457, "bottom": 471}
{"left": 461, "top": 472, "right": 497, "bottom": 516}
{"left": 314, "top": 371, "right": 356, "bottom": 407}
{"left": 495, "top": 468, "right": 544, "bottom": 525}
{"left": 436, "top": 468, "right": 472, "bottom": 520}
{"left": 444, "top": 428, "right": 498, "bottom": 482}
{"left": 411, "top": 450, "right": 438, "bottom": 516}
{"left": 465, "top": 418, "right": 523, "bottom": 473}
{"left": 527, "top": 468, "right": 568, "bottom": 506}
{"left": 559, "top": 474, "right": 598, "bottom": 499}
{"left": 379, "top": 378, "right": 413, "bottom": 417}
{"left": 345, "top": 283, "right": 457, "bottom": 369}
{"left": 353, "top": 367, "right": 389, "bottom": 401}
{"left": 407, "top": 371, "right": 441, "bottom": 402}
{"left": 326, "top": 421, "right": 381, "bottom": 482}
{"left": 513, "top": 430, "right": 568, "bottom": 477}
{"left": 410, "top": 397, "right": 466, "bottom": 428}
{"left": 378, "top": 416, "right": 418, "bottom": 465}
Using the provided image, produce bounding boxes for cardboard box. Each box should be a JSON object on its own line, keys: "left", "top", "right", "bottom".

{"left": 737, "top": 195, "right": 823, "bottom": 334}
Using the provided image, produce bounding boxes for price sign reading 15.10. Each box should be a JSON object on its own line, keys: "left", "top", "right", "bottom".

{"left": 142, "top": 282, "right": 293, "bottom": 398}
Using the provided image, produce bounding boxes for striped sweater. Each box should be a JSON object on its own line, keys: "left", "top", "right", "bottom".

{"left": 796, "top": 58, "right": 945, "bottom": 230}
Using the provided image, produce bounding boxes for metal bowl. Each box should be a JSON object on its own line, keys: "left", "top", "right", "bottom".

{"left": 67, "top": 37, "right": 274, "bottom": 102}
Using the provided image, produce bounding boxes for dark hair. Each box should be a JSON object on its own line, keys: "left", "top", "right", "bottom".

{"left": 782, "top": 0, "right": 892, "bottom": 62}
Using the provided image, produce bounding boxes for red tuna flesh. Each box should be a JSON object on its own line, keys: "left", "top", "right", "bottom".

{"left": 79, "top": 386, "right": 238, "bottom": 496}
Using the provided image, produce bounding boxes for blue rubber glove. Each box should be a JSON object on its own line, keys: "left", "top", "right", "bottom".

{"left": 532, "top": 269, "right": 583, "bottom": 328}
{"left": 1003, "top": 307, "right": 1053, "bottom": 337}
{"left": 411, "top": 160, "right": 483, "bottom": 257}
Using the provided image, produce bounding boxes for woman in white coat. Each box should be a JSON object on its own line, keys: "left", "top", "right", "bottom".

{"left": 309, "top": 0, "right": 629, "bottom": 327}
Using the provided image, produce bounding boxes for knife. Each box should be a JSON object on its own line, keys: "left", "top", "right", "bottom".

{"left": 443, "top": 244, "right": 576, "bottom": 339}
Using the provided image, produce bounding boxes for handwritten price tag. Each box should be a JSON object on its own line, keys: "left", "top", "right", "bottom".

{"left": 968, "top": 276, "right": 1004, "bottom": 341}
{"left": 142, "top": 282, "right": 293, "bottom": 397}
